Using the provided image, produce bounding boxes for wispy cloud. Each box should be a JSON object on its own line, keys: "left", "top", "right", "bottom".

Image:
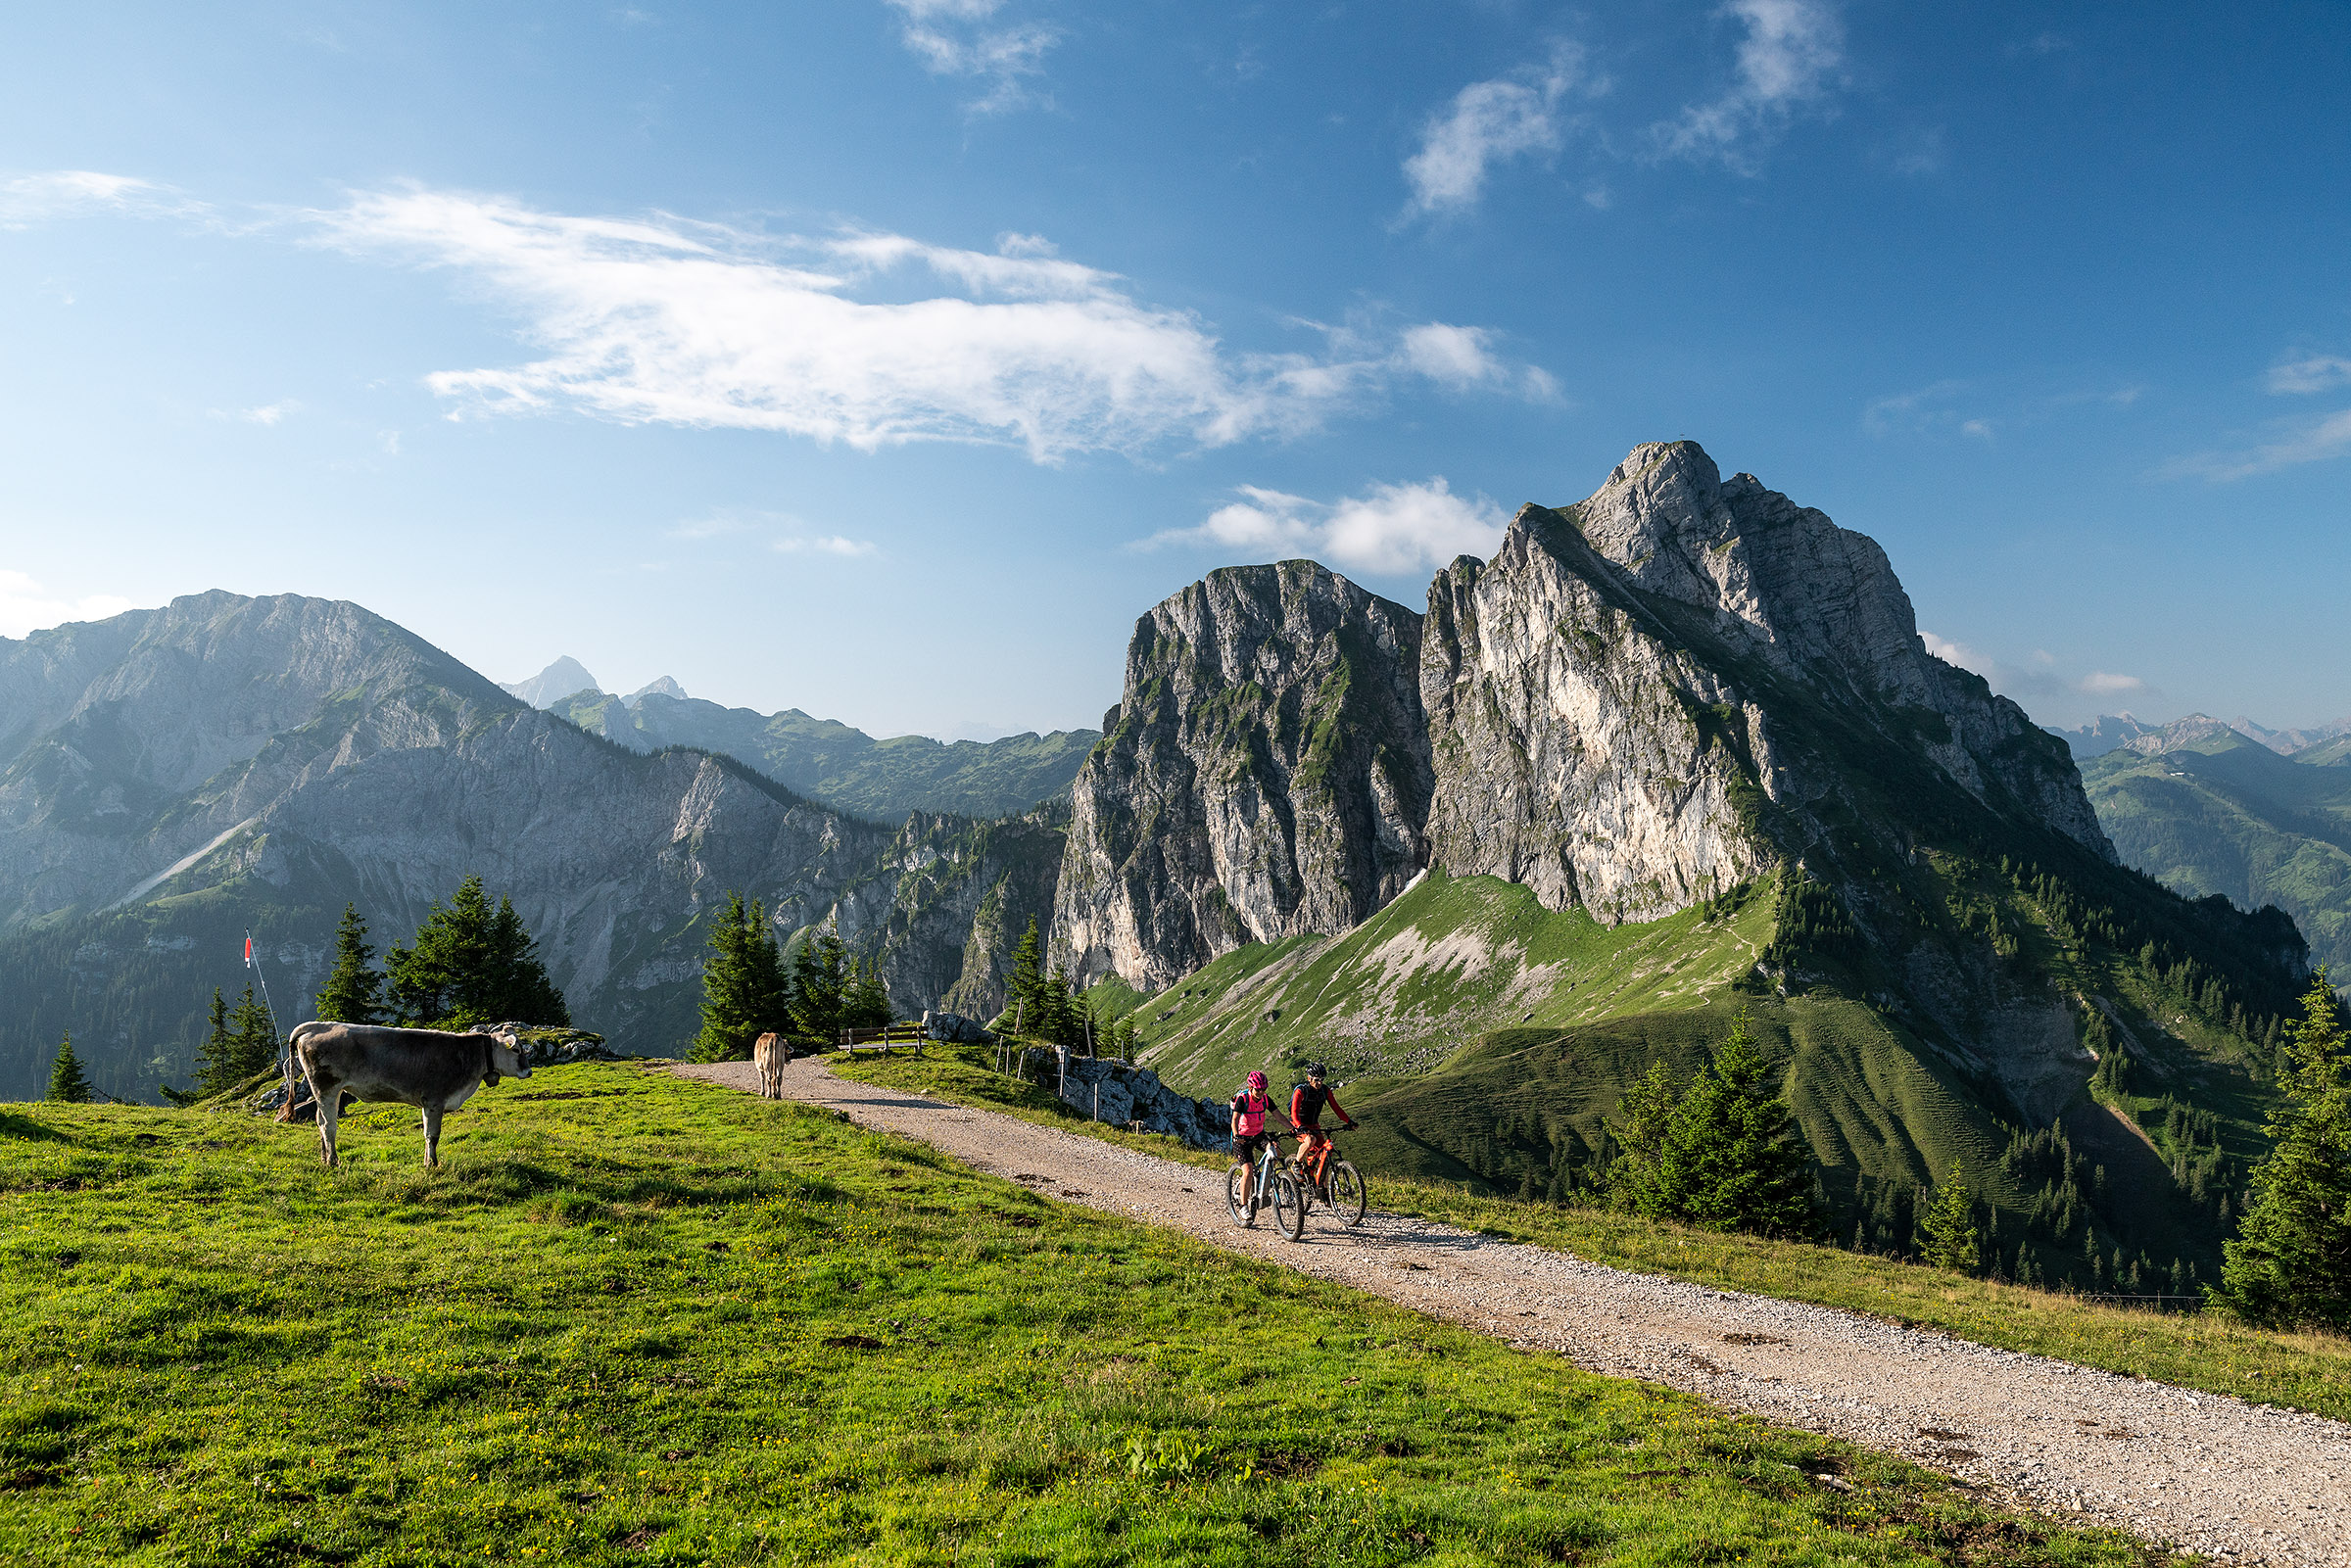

{"left": 2266, "top": 354, "right": 2351, "bottom": 396}
{"left": 1656, "top": 0, "right": 1845, "bottom": 170}
{"left": 774, "top": 534, "right": 877, "bottom": 557}
{"left": 1402, "top": 42, "right": 1585, "bottom": 218}
{"left": 2163, "top": 409, "right": 2351, "bottom": 482}
{"left": 303, "top": 185, "right": 1549, "bottom": 462}
{"left": 1921, "top": 632, "right": 2148, "bottom": 706}
{"left": 0, "top": 570, "right": 136, "bottom": 640}
{"left": 226, "top": 400, "right": 300, "bottom": 426}
{"left": 882, "top": 0, "right": 1059, "bottom": 114}
{"left": 0, "top": 170, "right": 191, "bottom": 228}
{"left": 1398, "top": 322, "right": 1561, "bottom": 400}
{"left": 1143, "top": 478, "right": 1508, "bottom": 577}
{"left": 1863, "top": 380, "right": 1980, "bottom": 439}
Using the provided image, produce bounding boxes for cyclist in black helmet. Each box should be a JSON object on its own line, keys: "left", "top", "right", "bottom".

{"left": 1289, "top": 1062, "right": 1355, "bottom": 1191}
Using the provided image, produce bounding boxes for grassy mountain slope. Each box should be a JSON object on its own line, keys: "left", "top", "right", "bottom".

{"left": 0, "top": 1069, "right": 2173, "bottom": 1567}
{"left": 552, "top": 689, "right": 1098, "bottom": 822}
{"left": 2082, "top": 728, "right": 2351, "bottom": 976}
{"left": 1120, "top": 860, "right": 2283, "bottom": 1290}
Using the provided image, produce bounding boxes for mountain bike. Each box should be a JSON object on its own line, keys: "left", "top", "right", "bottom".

{"left": 1225, "top": 1134, "right": 1306, "bottom": 1241}
{"left": 1294, "top": 1128, "right": 1367, "bottom": 1229}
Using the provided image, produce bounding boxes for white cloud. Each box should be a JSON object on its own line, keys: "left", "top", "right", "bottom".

{"left": 306, "top": 186, "right": 1545, "bottom": 462}
{"left": 2267, "top": 354, "right": 2351, "bottom": 395}
{"left": 1863, "top": 379, "right": 1975, "bottom": 438}
{"left": 1402, "top": 43, "right": 1585, "bottom": 217}
{"left": 0, "top": 171, "right": 159, "bottom": 227}
{"left": 1657, "top": 0, "right": 1845, "bottom": 169}
{"left": 882, "top": 0, "right": 1058, "bottom": 114}
{"left": 775, "top": 534, "right": 877, "bottom": 557}
{"left": 0, "top": 570, "right": 136, "bottom": 640}
{"left": 237, "top": 401, "right": 300, "bottom": 426}
{"left": 1921, "top": 630, "right": 2147, "bottom": 703}
{"left": 1398, "top": 322, "right": 1561, "bottom": 400}
{"left": 1144, "top": 478, "right": 1509, "bottom": 577}
{"left": 2162, "top": 407, "right": 2351, "bottom": 482}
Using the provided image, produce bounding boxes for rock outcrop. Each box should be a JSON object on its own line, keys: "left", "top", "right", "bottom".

{"left": 1057, "top": 442, "right": 2120, "bottom": 989}
{"left": 1052, "top": 1055, "right": 1230, "bottom": 1149}
{"left": 1053, "top": 561, "right": 1432, "bottom": 992}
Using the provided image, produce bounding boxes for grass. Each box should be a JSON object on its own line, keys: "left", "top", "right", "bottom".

{"left": 835, "top": 1046, "right": 2351, "bottom": 1427}
{"left": 1, "top": 1065, "right": 2186, "bottom": 1567}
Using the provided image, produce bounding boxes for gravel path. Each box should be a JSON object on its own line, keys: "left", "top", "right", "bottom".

{"left": 676, "top": 1056, "right": 2350, "bottom": 1565}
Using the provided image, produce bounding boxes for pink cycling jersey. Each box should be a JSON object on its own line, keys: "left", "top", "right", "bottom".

{"left": 1230, "top": 1089, "right": 1271, "bottom": 1135}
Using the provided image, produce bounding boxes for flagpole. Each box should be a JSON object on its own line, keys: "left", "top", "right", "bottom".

{"left": 245, "top": 931, "right": 288, "bottom": 1088}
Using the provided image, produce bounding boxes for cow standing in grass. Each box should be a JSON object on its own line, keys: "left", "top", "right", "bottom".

{"left": 753, "top": 1031, "right": 790, "bottom": 1098}
{"left": 289, "top": 1022, "right": 531, "bottom": 1167}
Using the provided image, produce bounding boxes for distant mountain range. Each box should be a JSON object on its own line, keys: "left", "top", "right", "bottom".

{"left": 0, "top": 596, "right": 1060, "bottom": 1101}
{"left": 2075, "top": 713, "right": 2351, "bottom": 977}
{"left": 2053, "top": 711, "right": 2351, "bottom": 761}
{"left": 501, "top": 656, "right": 1098, "bottom": 823}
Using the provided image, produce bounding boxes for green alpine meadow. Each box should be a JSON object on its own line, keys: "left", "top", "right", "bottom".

{"left": 2, "top": 1066, "right": 2194, "bottom": 1568}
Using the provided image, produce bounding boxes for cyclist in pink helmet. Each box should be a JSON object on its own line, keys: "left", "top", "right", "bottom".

{"left": 1229, "top": 1070, "right": 1278, "bottom": 1164}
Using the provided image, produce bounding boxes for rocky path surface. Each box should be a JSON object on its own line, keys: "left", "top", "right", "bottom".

{"left": 676, "top": 1057, "right": 2350, "bottom": 1566}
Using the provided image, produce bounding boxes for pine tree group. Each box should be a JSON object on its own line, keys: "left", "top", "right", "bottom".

{"left": 385, "top": 875, "right": 569, "bottom": 1028}
{"left": 46, "top": 1033, "right": 93, "bottom": 1103}
{"left": 2213, "top": 968, "right": 2351, "bottom": 1329}
{"left": 192, "top": 984, "right": 279, "bottom": 1097}
{"left": 1603, "top": 1008, "right": 1816, "bottom": 1238}
{"left": 691, "top": 892, "right": 792, "bottom": 1063}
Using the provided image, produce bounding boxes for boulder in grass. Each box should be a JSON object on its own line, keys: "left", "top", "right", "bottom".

{"left": 922, "top": 1010, "right": 995, "bottom": 1045}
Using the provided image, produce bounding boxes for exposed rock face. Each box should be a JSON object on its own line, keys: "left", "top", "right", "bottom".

{"left": 1053, "top": 561, "right": 1432, "bottom": 992}
{"left": 1052, "top": 1056, "right": 1230, "bottom": 1149}
{"left": 835, "top": 806, "right": 1067, "bottom": 1022}
{"left": 1059, "top": 442, "right": 2120, "bottom": 990}
{"left": 1419, "top": 442, "right": 2114, "bottom": 919}
{"left": 1421, "top": 508, "right": 1775, "bottom": 921}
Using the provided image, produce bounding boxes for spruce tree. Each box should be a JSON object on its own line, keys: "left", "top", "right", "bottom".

{"left": 790, "top": 932, "right": 848, "bottom": 1043}
{"left": 46, "top": 1033, "right": 93, "bottom": 1104}
{"left": 229, "top": 983, "right": 278, "bottom": 1080}
{"left": 386, "top": 875, "right": 570, "bottom": 1027}
{"left": 1918, "top": 1164, "right": 1983, "bottom": 1273}
{"left": 1661, "top": 1009, "right": 1815, "bottom": 1237}
{"left": 1002, "top": 917, "right": 1046, "bottom": 1031}
{"left": 314, "top": 903, "right": 387, "bottom": 1024}
{"left": 196, "top": 985, "right": 260, "bottom": 1095}
{"left": 1602, "top": 1061, "right": 1681, "bottom": 1215}
{"left": 691, "top": 892, "right": 792, "bottom": 1063}
{"left": 2214, "top": 969, "right": 2351, "bottom": 1329}
{"left": 842, "top": 958, "right": 892, "bottom": 1031}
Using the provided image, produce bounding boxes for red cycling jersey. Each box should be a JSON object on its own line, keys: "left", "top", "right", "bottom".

{"left": 1290, "top": 1082, "right": 1350, "bottom": 1130}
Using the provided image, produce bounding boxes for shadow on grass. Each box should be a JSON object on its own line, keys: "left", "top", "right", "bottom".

{"left": 0, "top": 1112, "right": 68, "bottom": 1143}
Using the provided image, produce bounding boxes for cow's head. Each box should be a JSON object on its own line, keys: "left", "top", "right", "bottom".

{"left": 476, "top": 1026, "right": 532, "bottom": 1084}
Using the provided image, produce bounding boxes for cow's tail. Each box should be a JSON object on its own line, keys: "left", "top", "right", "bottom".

{"left": 286, "top": 1020, "right": 335, "bottom": 1072}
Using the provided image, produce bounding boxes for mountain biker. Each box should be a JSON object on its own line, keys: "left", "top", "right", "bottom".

{"left": 1290, "top": 1062, "right": 1355, "bottom": 1188}
{"left": 1230, "top": 1070, "right": 1278, "bottom": 1170}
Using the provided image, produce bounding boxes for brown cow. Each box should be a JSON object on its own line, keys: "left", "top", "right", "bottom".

{"left": 289, "top": 1021, "right": 531, "bottom": 1167}
{"left": 753, "top": 1031, "right": 790, "bottom": 1098}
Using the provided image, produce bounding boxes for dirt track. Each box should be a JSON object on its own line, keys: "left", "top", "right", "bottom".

{"left": 674, "top": 1056, "right": 2351, "bottom": 1566}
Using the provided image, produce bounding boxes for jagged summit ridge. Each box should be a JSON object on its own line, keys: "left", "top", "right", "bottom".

{"left": 1056, "top": 441, "right": 2119, "bottom": 989}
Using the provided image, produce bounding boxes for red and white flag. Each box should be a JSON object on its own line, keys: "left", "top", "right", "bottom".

{"left": 243, "top": 935, "right": 254, "bottom": 966}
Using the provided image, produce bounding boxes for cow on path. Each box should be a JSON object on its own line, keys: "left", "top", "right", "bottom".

{"left": 290, "top": 1022, "right": 531, "bottom": 1167}
{"left": 753, "top": 1031, "right": 790, "bottom": 1098}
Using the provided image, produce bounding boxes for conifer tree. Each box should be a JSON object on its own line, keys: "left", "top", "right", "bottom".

{"left": 1660, "top": 1009, "right": 1815, "bottom": 1237}
{"left": 46, "top": 1033, "right": 93, "bottom": 1104}
{"left": 790, "top": 931, "right": 848, "bottom": 1043}
{"left": 1919, "top": 1163, "right": 1983, "bottom": 1273}
{"left": 314, "top": 903, "right": 387, "bottom": 1024}
{"left": 1602, "top": 1061, "right": 1681, "bottom": 1216}
{"left": 691, "top": 892, "right": 792, "bottom": 1063}
{"left": 195, "top": 984, "right": 276, "bottom": 1095}
{"left": 385, "top": 875, "right": 569, "bottom": 1027}
{"left": 2213, "top": 969, "right": 2351, "bottom": 1329}
{"left": 842, "top": 958, "right": 892, "bottom": 1031}
{"left": 1002, "top": 917, "right": 1046, "bottom": 1030}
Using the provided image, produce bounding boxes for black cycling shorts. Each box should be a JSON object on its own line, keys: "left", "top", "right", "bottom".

{"left": 1232, "top": 1131, "right": 1278, "bottom": 1162}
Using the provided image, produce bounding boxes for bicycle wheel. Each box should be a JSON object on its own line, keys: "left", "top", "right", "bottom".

{"left": 1270, "top": 1172, "right": 1307, "bottom": 1242}
{"left": 1326, "top": 1160, "right": 1367, "bottom": 1227}
{"left": 1225, "top": 1164, "right": 1257, "bottom": 1226}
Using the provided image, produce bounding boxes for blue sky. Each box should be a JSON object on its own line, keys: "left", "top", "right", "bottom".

{"left": 2, "top": 2, "right": 2345, "bottom": 740}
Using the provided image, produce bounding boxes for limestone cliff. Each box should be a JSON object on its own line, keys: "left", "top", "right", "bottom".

{"left": 1421, "top": 442, "right": 2114, "bottom": 922}
{"left": 1059, "top": 442, "right": 2121, "bottom": 994}
{"left": 1053, "top": 561, "right": 1432, "bottom": 992}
